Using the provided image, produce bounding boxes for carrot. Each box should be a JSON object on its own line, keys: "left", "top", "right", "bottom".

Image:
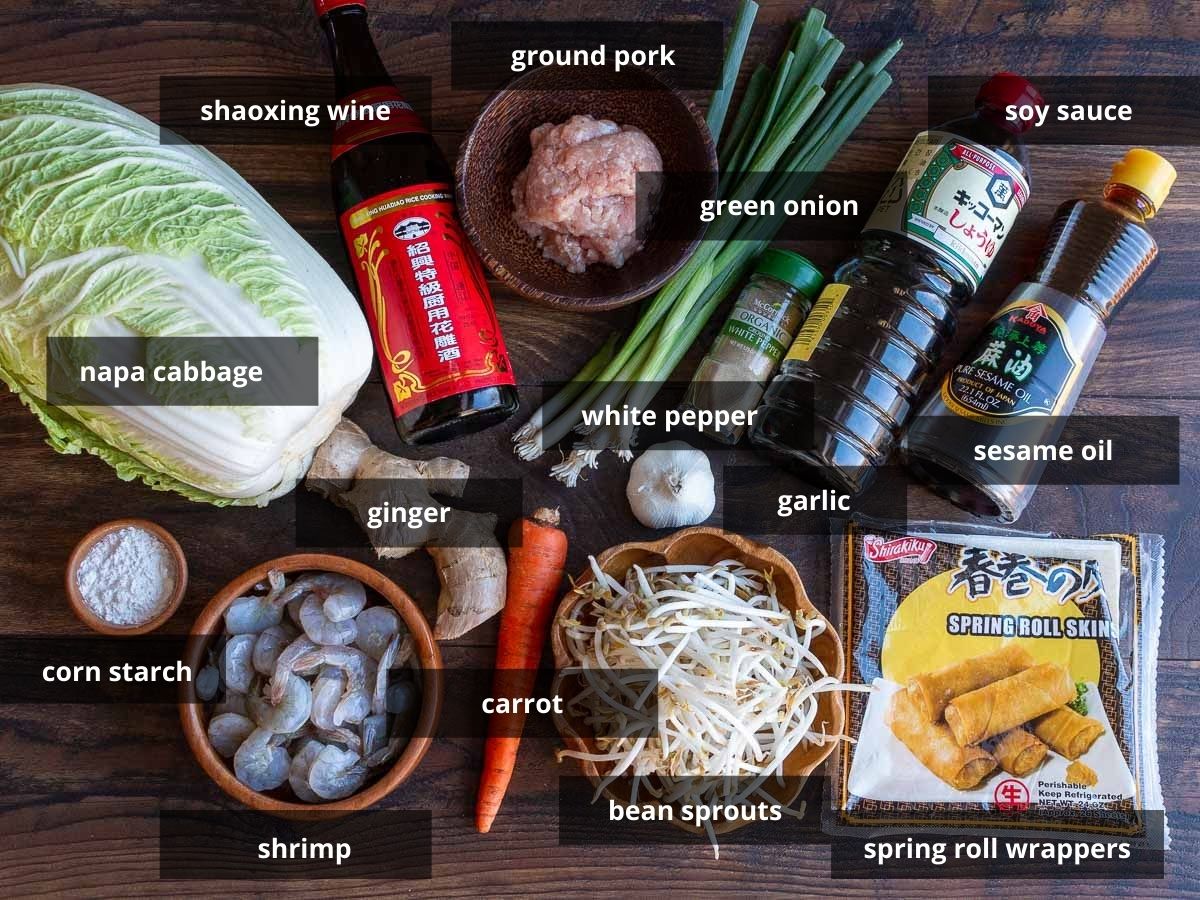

{"left": 475, "top": 507, "right": 568, "bottom": 834}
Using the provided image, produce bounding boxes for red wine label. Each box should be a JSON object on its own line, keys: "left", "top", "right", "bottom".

{"left": 314, "top": 0, "right": 366, "bottom": 16}
{"left": 331, "top": 86, "right": 426, "bottom": 160}
{"left": 339, "top": 183, "right": 514, "bottom": 420}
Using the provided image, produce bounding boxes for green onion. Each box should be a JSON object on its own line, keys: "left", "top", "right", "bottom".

{"left": 706, "top": 0, "right": 759, "bottom": 145}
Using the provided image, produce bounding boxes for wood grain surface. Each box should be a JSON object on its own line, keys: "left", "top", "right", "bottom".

{"left": 1, "top": 0, "right": 1197, "bottom": 896}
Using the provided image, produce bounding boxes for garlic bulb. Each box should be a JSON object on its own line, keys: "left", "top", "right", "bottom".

{"left": 626, "top": 440, "right": 716, "bottom": 529}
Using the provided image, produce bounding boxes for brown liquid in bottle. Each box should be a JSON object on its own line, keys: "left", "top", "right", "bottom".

{"left": 904, "top": 151, "right": 1175, "bottom": 522}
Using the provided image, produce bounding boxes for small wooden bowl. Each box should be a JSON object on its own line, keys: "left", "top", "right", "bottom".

{"left": 179, "top": 553, "right": 443, "bottom": 819}
{"left": 65, "top": 518, "right": 187, "bottom": 636}
{"left": 456, "top": 65, "right": 717, "bottom": 312}
{"left": 551, "top": 527, "right": 845, "bottom": 836}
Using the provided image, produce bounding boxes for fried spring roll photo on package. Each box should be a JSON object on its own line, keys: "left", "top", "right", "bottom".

{"left": 944, "top": 662, "right": 1075, "bottom": 747}
{"left": 1032, "top": 706, "right": 1106, "bottom": 759}
{"left": 905, "top": 645, "right": 1036, "bottom": 722}
{"left": 886, "top": 690, "right": 997, "bottom": 790}
{"left": 991, "top": 727, "right": 1049, "bottom": 777}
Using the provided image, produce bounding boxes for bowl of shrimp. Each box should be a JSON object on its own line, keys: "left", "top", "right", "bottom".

{"left": 180, "top": 553, "right": 442, "bottom": 817}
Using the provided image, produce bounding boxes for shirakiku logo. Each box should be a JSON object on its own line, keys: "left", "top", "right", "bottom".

{"left": 863, "top": 535, "right": 937, "bottom": 564}
{"left": 948, "top": 546, "right": 1104, "bottom": 605}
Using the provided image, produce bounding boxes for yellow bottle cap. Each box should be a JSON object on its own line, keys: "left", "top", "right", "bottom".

{"left": 1110, "top": 148, "right": 1176, "bottom": 214}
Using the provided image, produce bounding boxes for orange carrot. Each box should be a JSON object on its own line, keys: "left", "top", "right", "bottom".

{"left": 475, "top": 507, "right": 568, "bottom": 834}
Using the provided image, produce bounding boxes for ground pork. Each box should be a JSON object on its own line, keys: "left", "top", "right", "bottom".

{"left": 511, "top": 114, "right": 663, "bottom": 273}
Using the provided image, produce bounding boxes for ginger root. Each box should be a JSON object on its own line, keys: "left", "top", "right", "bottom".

{"left": 306, "top": 418, "right": 506, "bottom": 640}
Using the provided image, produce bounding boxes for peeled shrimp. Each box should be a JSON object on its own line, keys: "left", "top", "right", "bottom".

{"left": 299, "top": 594, "right": 358, "bottom": 645}
{"left": 294, "top": 645, "right": 371, "bottom": 726}
{"left": 307, "top": 745, "right": 367, "bottom": 800}
{"left": 252, "top": 625, "right": 291, "bottom": 676}
{"left": 248, "top": 674, "right": 313, "bottom": 734}
{"left": 311, "top": 668, "right": 347, "bottom": 731}
{"left": 234, "top": 727, "right": 290, "bottom": 791}
{"left": 270, "top": 636, "right": 318, "bottom": 704}
{"left": 223, "top": 569, "right": 288, "bottom": 634}
{"left": 354, "top": 606, "right": 401, "bottom": 661}
{"left": 222, "top": 634, "right": 256, "bottom": 694}
{"left": 289, "top": 739, "right": 325, "bottom": 803}
{"left": 207, "top": 712, "right": 255, "bottom": 758}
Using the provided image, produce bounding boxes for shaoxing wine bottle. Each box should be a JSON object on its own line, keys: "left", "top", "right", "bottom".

{"left": 315, "top": 0, "right": 517, "bottom": 444}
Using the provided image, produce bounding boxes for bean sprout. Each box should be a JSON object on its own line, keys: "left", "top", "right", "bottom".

{"left": 557, "top": 558, "right": 867, "bottom": 857}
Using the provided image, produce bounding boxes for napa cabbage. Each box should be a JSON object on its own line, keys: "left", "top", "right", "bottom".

{"left": 0, "top": 85, "right": 372, "bottom": 504}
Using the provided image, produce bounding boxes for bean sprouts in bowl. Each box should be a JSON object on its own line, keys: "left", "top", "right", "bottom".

{"left": 549, "top": 528, "right": 848, "bottom": 855}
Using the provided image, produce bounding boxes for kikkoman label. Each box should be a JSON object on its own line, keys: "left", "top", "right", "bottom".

{"left": 339, "top": 182, "right": 514, "bottom": 420}
{"left": 864, "top": 130, "right": 1029, "bottom": 290}
{"left": 941, "top": 295, "right": 1082, "bottom": 424}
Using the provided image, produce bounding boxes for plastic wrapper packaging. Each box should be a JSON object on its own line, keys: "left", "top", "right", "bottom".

{"left": 825, "top": 518, "right": 1166, "bottom": 845}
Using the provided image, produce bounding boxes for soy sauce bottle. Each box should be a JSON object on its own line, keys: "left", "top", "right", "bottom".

{"left": 750, "top": 74, "right": 1041, "bottom": 493}
{"left": 904, "top": 149, "right": 1176, "bottom": 521}
{"left": 316, "top": 0, "right": 517, "bottom": 444}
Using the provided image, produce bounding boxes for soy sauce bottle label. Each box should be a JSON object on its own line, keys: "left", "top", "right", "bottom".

{"left": 941, "top": 296, "right": 1083, "bottom": 423}
{"left": 339, "top": 183, "right": 515, "bottom": 419}
{"left": 865, "top": 130, "right": 1030, "bottom": 291}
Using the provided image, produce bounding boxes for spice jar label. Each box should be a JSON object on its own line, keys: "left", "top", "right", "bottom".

{"left": 864, "top": 131, "right": 1029, "bottom": 291}
{"left": 339, "top": 183, "right": 515, "bottom": 420}
{"left": 941, "top": 293, "right": 1083, "bottom": 423}
{"left": 720, "top": 295, "right": 795, "bottom": 362}
{"left": 784, "top": 283, "right": 848, "bottom": 363}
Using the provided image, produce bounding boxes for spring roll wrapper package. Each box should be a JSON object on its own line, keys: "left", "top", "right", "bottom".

{"left": 825, "top": 519, "right": 1166, "bottom": 843}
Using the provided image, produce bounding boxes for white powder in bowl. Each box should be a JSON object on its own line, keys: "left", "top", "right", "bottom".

{"left": 76, "top": 526, "right": 177, "bottom": 626}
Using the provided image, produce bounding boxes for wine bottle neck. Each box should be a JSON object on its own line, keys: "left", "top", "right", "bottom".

{"left": 320, "top": 5, "right": 394, "bottom": 98}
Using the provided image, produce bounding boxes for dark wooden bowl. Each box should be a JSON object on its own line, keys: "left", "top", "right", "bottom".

{"left": 550, "top": 527, "right": 845, "bottom": 836}
{"left": 65, "top": 518, "right": 187, "bottom": 636}
{"left": 456, "top": 66, "right": 717, "bottom": 312}
{"left": 179, "top": 553, "right": 443, "bottom": 819}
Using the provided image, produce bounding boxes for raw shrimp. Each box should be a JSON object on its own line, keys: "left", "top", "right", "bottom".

{"left": 207, "top": 712, "right": 255, "bottom": 758}
{"left": 354, "top": 606, "right": 401, "bottom": 660}
{"left": 223, "top": 569, "right": 288, "bottom": 634}
{"left": 294, "top": 645, "right": 371, "bottom": 726}
{"left": 222, "top": 633, "right": 256, "bottom": 694}
{"left": 234, "top": 727, "right": 290, "bottom": 791}
{"left": 214, "top": 689, "right": 248, "bottom": 717}
{"left": 311, "top": 668, "right": 347, "bottom": 731}
{"left": 363, "top": 737, "right": 403, "bottom": 769}
{"left": 361, "top": 713, "right": 388, "bottom": 757}
{"left": 195, "top": 664, "right": 221, "bottom": 701}
{"left": 299, "top": 594, "right": 358, "bottom": 645}
{"left": 289, "top": 739, "right": 325, "bottom": 803}
{"left": 307, "top": 745, "right": 367, "bottom": 800}
{"left": 315, "top": 726, "right": 362, "bottom": 754}
{"left": 252, "top": 625, "right": 291, "bottom": 676}
{"left": 248, "top": 674, "right": 313, "bottom": 734}
{"left": 270, "top": 636, "right": 318, "bottom": 703}
{"left": 372, "top": 634, "right": 400, "bottom": 715}
{"left": 312, "top": 573, "right": 367, "bottom": 622}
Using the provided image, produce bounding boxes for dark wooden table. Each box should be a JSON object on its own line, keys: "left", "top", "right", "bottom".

{"left": 1, "top": 0, "right": 1196, "bottom": 895}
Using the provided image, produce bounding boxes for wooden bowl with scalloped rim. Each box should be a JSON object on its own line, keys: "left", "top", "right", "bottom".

{"left": 550, "top": 527, "right": 845, "bottom": 836}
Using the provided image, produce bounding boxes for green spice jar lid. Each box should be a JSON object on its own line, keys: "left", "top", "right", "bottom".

{"left": 754, "top": 248, "right": 824, "bottom": 298}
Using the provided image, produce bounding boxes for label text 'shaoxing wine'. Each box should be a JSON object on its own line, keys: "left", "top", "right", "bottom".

{"left": 315, "top": 0, "right": 517, "bottom": 444}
